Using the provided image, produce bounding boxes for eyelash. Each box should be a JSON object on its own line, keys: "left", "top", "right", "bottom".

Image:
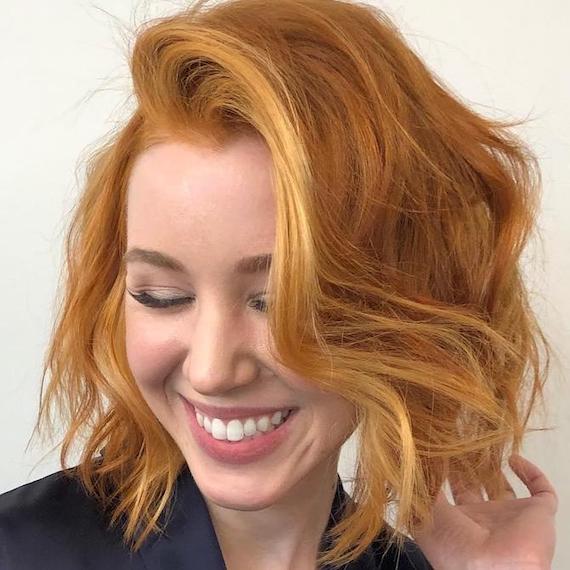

{"left": 127, "top": 290, "right": 269, "bottom": 313}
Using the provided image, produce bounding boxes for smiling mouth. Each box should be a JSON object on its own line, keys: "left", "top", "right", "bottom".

{"left": 193, "top": 407, "right": 296, "bottom": 442}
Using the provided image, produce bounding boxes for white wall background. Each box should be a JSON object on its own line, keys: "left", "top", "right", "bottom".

{"left": 1, "top": 0, "right": 568, "bottom": 567}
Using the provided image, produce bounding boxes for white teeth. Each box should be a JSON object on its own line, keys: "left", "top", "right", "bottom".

{"left": 195, "top": 408, "right": 293, "bottom": 441}
{"left": 257, "top": 416, "right": 271, "bottom": 432}
{"left": 243, "top": 418, "right": 257, "bottom": 436}
{"left": 212, "top": 418, "right": 228, "bottom": 440}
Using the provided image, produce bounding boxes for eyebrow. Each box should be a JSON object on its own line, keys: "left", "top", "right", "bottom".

{"left": 123, "top": 248, "right": 272, "bottom": 275}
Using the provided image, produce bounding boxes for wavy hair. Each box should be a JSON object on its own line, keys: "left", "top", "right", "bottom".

{"left": 29, "top": 0, "right": 554, "bottom": 567}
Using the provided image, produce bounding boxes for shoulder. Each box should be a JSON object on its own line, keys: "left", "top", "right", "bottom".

{"left": 1, "top": 467, "right": 80, "bottom": 511}
{"left": 0, "top": 468, "right": 82, "bottom": 535}
{"left": 0, "top": 467, "right": 104, "bottom": 533}
{"left": 0, "top": 468, "right": 136, "bottom": 569}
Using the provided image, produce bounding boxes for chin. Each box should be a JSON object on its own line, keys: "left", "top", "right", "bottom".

{"left": 190, "top": 465, "right": 292, "bottom": 511}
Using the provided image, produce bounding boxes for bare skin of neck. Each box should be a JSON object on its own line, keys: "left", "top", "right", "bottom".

{"left": 207, "top": 456, "right": 340, "bottom": 570}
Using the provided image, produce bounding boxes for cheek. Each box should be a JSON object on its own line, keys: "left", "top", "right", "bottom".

{"left": 124, "top": 312, "right": 183, "bottom": 393}
{"left": 280, "top": 371, "right": 357, "bottom": 445}
{"left": 320, "top": 397, "right": 357, "bottom": 445}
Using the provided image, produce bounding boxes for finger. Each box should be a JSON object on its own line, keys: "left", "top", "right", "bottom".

{"left": 413, "top": 489, "right": 451, "bottom": 537}
{"left": 449, "top": 474, "right": 485, "bottom": 504}
{"left": 509, "top": 454, "right": 558, "bottom": 510}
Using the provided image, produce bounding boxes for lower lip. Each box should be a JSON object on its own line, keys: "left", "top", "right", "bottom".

{"left": 183, "top": 400, "right": 298, "bottom": 465}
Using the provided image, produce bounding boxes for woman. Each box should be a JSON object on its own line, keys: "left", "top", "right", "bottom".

{"left": 0, "top": 0, "right": 558, "bottom": 568}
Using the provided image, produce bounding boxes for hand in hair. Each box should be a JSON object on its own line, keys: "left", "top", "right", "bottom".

{"left": 411, "top": 454, "right": 558, "bottom": 570}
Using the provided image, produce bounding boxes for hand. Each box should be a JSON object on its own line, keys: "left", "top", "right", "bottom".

{"left": 411, "top": 454, "right": 558, "bottom": 570}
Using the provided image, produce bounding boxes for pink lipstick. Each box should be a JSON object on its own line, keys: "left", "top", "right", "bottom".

{"left": 183, "top": 398, "right": 298, "bottom": 465}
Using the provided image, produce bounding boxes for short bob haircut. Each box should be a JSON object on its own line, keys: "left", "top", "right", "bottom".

{"left": 30, "top": 0, "right": 553, "bottom": 567}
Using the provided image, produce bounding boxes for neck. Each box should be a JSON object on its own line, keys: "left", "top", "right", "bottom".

{"left": 205, "top": 454, "right": 341, "bottom": 570}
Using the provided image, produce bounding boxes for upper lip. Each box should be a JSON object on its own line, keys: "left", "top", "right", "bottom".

{"left": 182, "top": 397, "right": 296, "bottom": 420}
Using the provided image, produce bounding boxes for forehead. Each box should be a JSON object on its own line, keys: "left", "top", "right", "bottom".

{"left": 125, "top": 136, "right": 277, "bottom": 262}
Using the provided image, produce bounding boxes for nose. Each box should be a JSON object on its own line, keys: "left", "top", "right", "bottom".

{"left": 182, "top": 306, "right": 263, "bottom": 396}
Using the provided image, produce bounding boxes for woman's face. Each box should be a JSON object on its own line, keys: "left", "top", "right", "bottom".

{"left": 124, "top": 135, "right": 356, "bottom": 510}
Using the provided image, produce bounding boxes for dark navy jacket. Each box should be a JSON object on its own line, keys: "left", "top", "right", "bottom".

{"left": 0, "top": 463, "right": 433, "bottom": 569}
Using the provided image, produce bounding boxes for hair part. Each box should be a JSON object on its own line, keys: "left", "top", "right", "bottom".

{"left": 30, "top": 0, "right": 554, "bottom": 567}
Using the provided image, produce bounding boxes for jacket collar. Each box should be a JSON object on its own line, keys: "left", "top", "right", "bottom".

{"left": 137, "top": 464, "right": 375, "bottom": 570}
{"left": 137, "top": 463, "right": 226, "bottom": 569}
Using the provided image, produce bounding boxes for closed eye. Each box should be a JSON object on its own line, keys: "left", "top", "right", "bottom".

{"left": 127, "top": 290, "right": 268, "bottom": 313}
